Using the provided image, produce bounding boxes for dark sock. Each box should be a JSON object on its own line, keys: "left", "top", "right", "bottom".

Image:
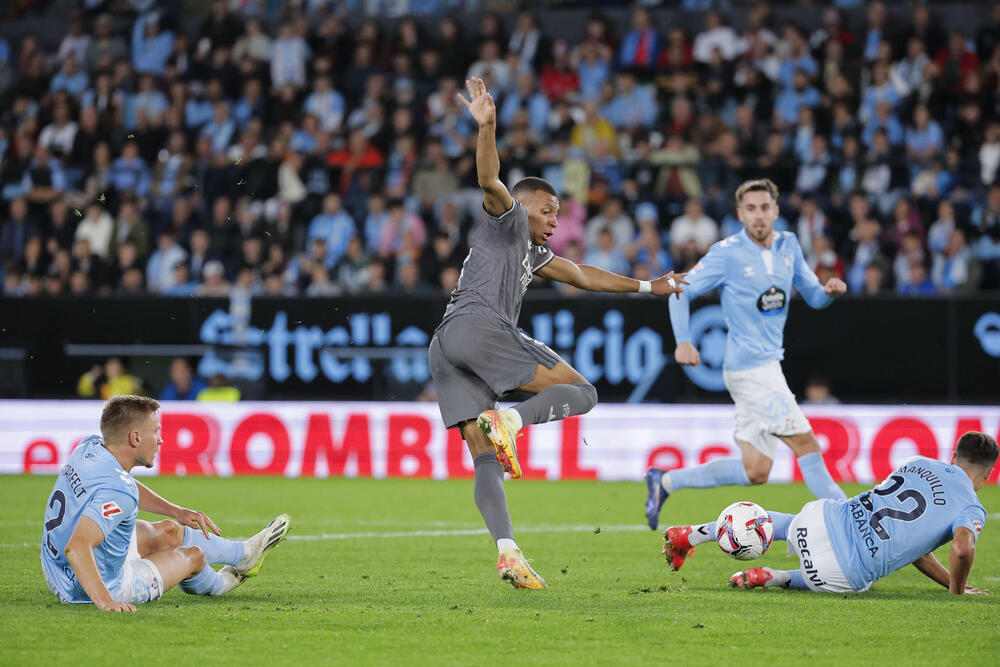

{"left": 513, "top": 381, "right": 597, "bottom": 425}
{"left": 473, "top": 452, "right": 513, "bottom": 541}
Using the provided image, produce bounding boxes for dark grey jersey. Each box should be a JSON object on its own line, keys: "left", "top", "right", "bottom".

{"left": 438, "top": 200, "right": 554, "bottom": 329}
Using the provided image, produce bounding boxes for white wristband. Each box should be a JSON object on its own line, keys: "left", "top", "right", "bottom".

{"left": 638, "top": 280, "right": 652, "bottom": 294}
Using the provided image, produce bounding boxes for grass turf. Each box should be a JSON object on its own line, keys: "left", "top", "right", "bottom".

{"left": 1, "top": 475, "right": 998, "bottom": 665}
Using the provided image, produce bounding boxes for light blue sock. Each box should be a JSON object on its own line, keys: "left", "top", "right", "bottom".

{"left": 183, "top": 527, "right": 245, "bottom": 566}
{"left": 768, "top": 511, "right": 794, "bottom": 542}
{"left": 667, "top": 457, "right": 751, "bottom": 491}
{"left": 787, "top": 570, "right": 808, "bottom": 590}
{"left": 179, "top": 564, "right": 227, "bottom": 596}
{"left": 797, "top": 452, "right": 847, "bottom": 500}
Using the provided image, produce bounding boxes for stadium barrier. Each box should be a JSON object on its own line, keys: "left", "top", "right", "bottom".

{"left": 1, "top": 295, "right": 999, "bottom": 403}
{"left": 3, "top": 401, "right": 998, "bottom": 484}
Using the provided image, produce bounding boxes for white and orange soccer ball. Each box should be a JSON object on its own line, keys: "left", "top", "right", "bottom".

{"left": 716, "top": 501, "right": 774, "bottom": 560}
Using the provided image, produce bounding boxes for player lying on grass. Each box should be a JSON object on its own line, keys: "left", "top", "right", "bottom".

{"left": 40, "top": 395, "right": 291, "bottom": 611}
{"left": 659, "top": 431, "right": 996, "bottom": 594}
{"left": 428, "top": 77, "right": 687, "bottom": 589}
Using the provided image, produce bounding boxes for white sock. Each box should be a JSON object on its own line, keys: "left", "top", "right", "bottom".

{"left": 689, "top": 522, "right": 715, "bottom": 546}
{"left": 505, "top": 408, "right": 523, "bottom": 432}
{"left": 763, "top": 567, "right": 790, "bottom": 588}
{"left": 497, "top": 538, "right": 519, "bottom": 552}
{"left": 660, "top": 472, "right": 674, "bottom": 494}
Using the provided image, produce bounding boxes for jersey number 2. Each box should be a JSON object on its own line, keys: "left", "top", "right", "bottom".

{"left": 859, "top": 475, "right": 928, "bottom": 541}
{"left": 44, "top": 490, "right": 66, "bottom": 558}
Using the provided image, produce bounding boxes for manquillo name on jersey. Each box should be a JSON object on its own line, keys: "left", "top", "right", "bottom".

{"left": 896, "top": 464, "right": 948, "bottom": 505}
{"left": 849, "top": 500, "right": 880, "bottom": 557}
{"left": 794, "top": 527, "right": 827, "bottom": 587}
{"left": 756, "top": 285, "right": 787, "bottom": 315}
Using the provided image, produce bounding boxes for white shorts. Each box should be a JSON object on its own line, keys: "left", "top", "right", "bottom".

{"left": 111, "top": 530, "right": 165, "bottom": 605}
{"left": 787, "top": 500, "right": 867, "bottom": 593}
{"left": 723, "top": 360, "right": 811, "bottom": 459}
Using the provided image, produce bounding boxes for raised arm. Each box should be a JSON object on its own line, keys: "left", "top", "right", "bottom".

{"left": 457, "top": 77, "right": 513, "bottom": 217}
{"left": 136, "top": 480, "right": 221, "bottom": 539}
{"left": 535, "top": 255, "right": 686, "bottom": 296}
{"left": 63, "top": 516, "right": 135, "bottom": 612}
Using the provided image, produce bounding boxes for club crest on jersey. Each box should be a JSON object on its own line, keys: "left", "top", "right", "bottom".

{"left": 757, "top": 285, "right": 787, "bottom": 314}
{"left": 102, "top": 502, "right": 122, "bottom": 518}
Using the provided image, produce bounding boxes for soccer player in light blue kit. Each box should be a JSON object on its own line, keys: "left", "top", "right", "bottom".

{"left": 41, "top": 395, "right": 290, "bottom": 611}
{"left": 646, "top": 178, "right": 848, "bottom": 539}
{"left": 663, "top": 431, "right": 996, "bottom": 595}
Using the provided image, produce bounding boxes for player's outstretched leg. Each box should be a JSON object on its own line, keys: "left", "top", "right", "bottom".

{"left": 644, "top": 458, "right": 752, "bottom": 529}
{"left": 145, "top": 546, "right": 245, "bottom": 597}
{"left": 730, "top": 568, "right": 806, "bottom": 590}
{"left": 782, "top": 433, "right": 848, "bottom": 501}
{"left": 464, "top": 421, "right": 546, "bottom": 589}
{"left": 236, "top": 514, "right": 292, "bottom": 577}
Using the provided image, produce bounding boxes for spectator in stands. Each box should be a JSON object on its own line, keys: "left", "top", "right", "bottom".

{"left": 0, "top": 197, "right": 38, "bottom": 264}
{"left": 670, "top": 197, "right": 718, "bottom": 268}
{"left": 161, "top": 356, "right": 207, "bottom": 400}
{"left": 307, "top": 193, "right": 356, "bottom": 268}
{"left": 74, "top": 202, "right": 113, "bottom": 260}
{"left": 803, "top": 374, "right": 840, "bottom": 405}
{"left": 77, "top": 356, "right": 144, "bottom": 399}
{"left": 584, "top": 227, "right": 629, "bottom": 276}
{"left": 932, "top": 228, "right": 980, "bottom": 293}
{"left": 619, "top": 5, "right": 660, "bottom": 72}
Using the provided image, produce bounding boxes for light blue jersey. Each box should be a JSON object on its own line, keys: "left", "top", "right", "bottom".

{"left": 40, "top": 435, "right": 139, "bottom": 603}
{"left": 824, "top": 456, "right": 987, "bottom": 591}
{"left": 669, "top": 229, "right": 831, "bottom": 371}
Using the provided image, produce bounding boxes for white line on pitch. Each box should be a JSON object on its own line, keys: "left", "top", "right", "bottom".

{"left": 287, "top": 524, "right": 647, "bottom": 541}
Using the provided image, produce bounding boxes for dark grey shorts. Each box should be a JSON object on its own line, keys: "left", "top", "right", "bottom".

{"left": 428, "top": 314, "right": 563, "bottom": 429}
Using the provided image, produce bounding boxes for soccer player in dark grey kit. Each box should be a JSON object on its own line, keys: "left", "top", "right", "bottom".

{"left": 428, "top": 77, "right": 687, "bottom": 589}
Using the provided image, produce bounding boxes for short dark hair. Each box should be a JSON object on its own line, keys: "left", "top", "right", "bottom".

{"left": 735, "top": 178, "right": 779, "bottom": 206}
{"left": 955, "top": 431, "right": 999, "bottom": 470}
{"left": 100, "top": 395, "right": 159, "bottom": 443}
{"left": 511, "top": 177, "right": 557, "bottom": 200}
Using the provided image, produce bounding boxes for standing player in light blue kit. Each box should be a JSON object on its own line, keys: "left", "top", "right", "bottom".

{"left": 41, "top": 395, "right": 290, "bottom": 611}
{"left": 646, "top": 179, "right": 849, "bottom": 551}
{"left": 662, "top": 431, "right": 996, "bottom": 595}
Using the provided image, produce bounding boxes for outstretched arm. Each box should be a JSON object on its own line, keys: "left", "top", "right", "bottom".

{"left": 136, "top": 480, "right": 222, "bottom": 539}
{"left": 457, "top": 77, "right": 513, "bottom": 217}
{"left": 535, "top": 255, "right": 686, "bottom": 296}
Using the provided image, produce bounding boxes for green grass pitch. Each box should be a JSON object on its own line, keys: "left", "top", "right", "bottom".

{"left": 1, "top": 475, "right": 998, "bottom": 665}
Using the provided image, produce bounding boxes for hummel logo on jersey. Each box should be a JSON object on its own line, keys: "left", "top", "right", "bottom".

{"left": 744, "top": 265, "right": 754, "bottom": 277}
{"left": 102, "top": 502, "right": 122, "bottom": 518}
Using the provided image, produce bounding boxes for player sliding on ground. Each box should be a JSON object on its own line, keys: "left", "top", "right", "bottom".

{"left": 40, "top": 395, "right": 291, "bottom": 611}
{"left": 429, "top": 77, "right": 687, "bottom": 589}
{"left": 646, "top": 178, "right": 848, "bottom": 530}
{"left": 661, "top": 431, "right": 996, "bottom": 595}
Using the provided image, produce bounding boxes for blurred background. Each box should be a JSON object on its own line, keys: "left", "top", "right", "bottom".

{"left": 0, "top": 0, "right": 997, "bottom": 413}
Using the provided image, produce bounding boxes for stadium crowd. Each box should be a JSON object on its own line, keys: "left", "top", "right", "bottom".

{"left": 0, "top": 1, "right": 999, "bottom": 298}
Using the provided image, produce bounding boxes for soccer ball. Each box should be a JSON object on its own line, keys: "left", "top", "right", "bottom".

{"left": 716, "top": 501, "right": 774, "bottom": 560}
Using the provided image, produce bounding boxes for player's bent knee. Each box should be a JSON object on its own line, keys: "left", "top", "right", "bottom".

{"left": 746, "top": 464, "right": 771, "bottom": 485}
{"left": 180, "top": 545, "right": 206, "bottom": 574}
{"left": 155, "top": 519, "right": 185, "bottom": 547}
{"left": 574, "top": 381, "right": 598, "bottom": 412}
